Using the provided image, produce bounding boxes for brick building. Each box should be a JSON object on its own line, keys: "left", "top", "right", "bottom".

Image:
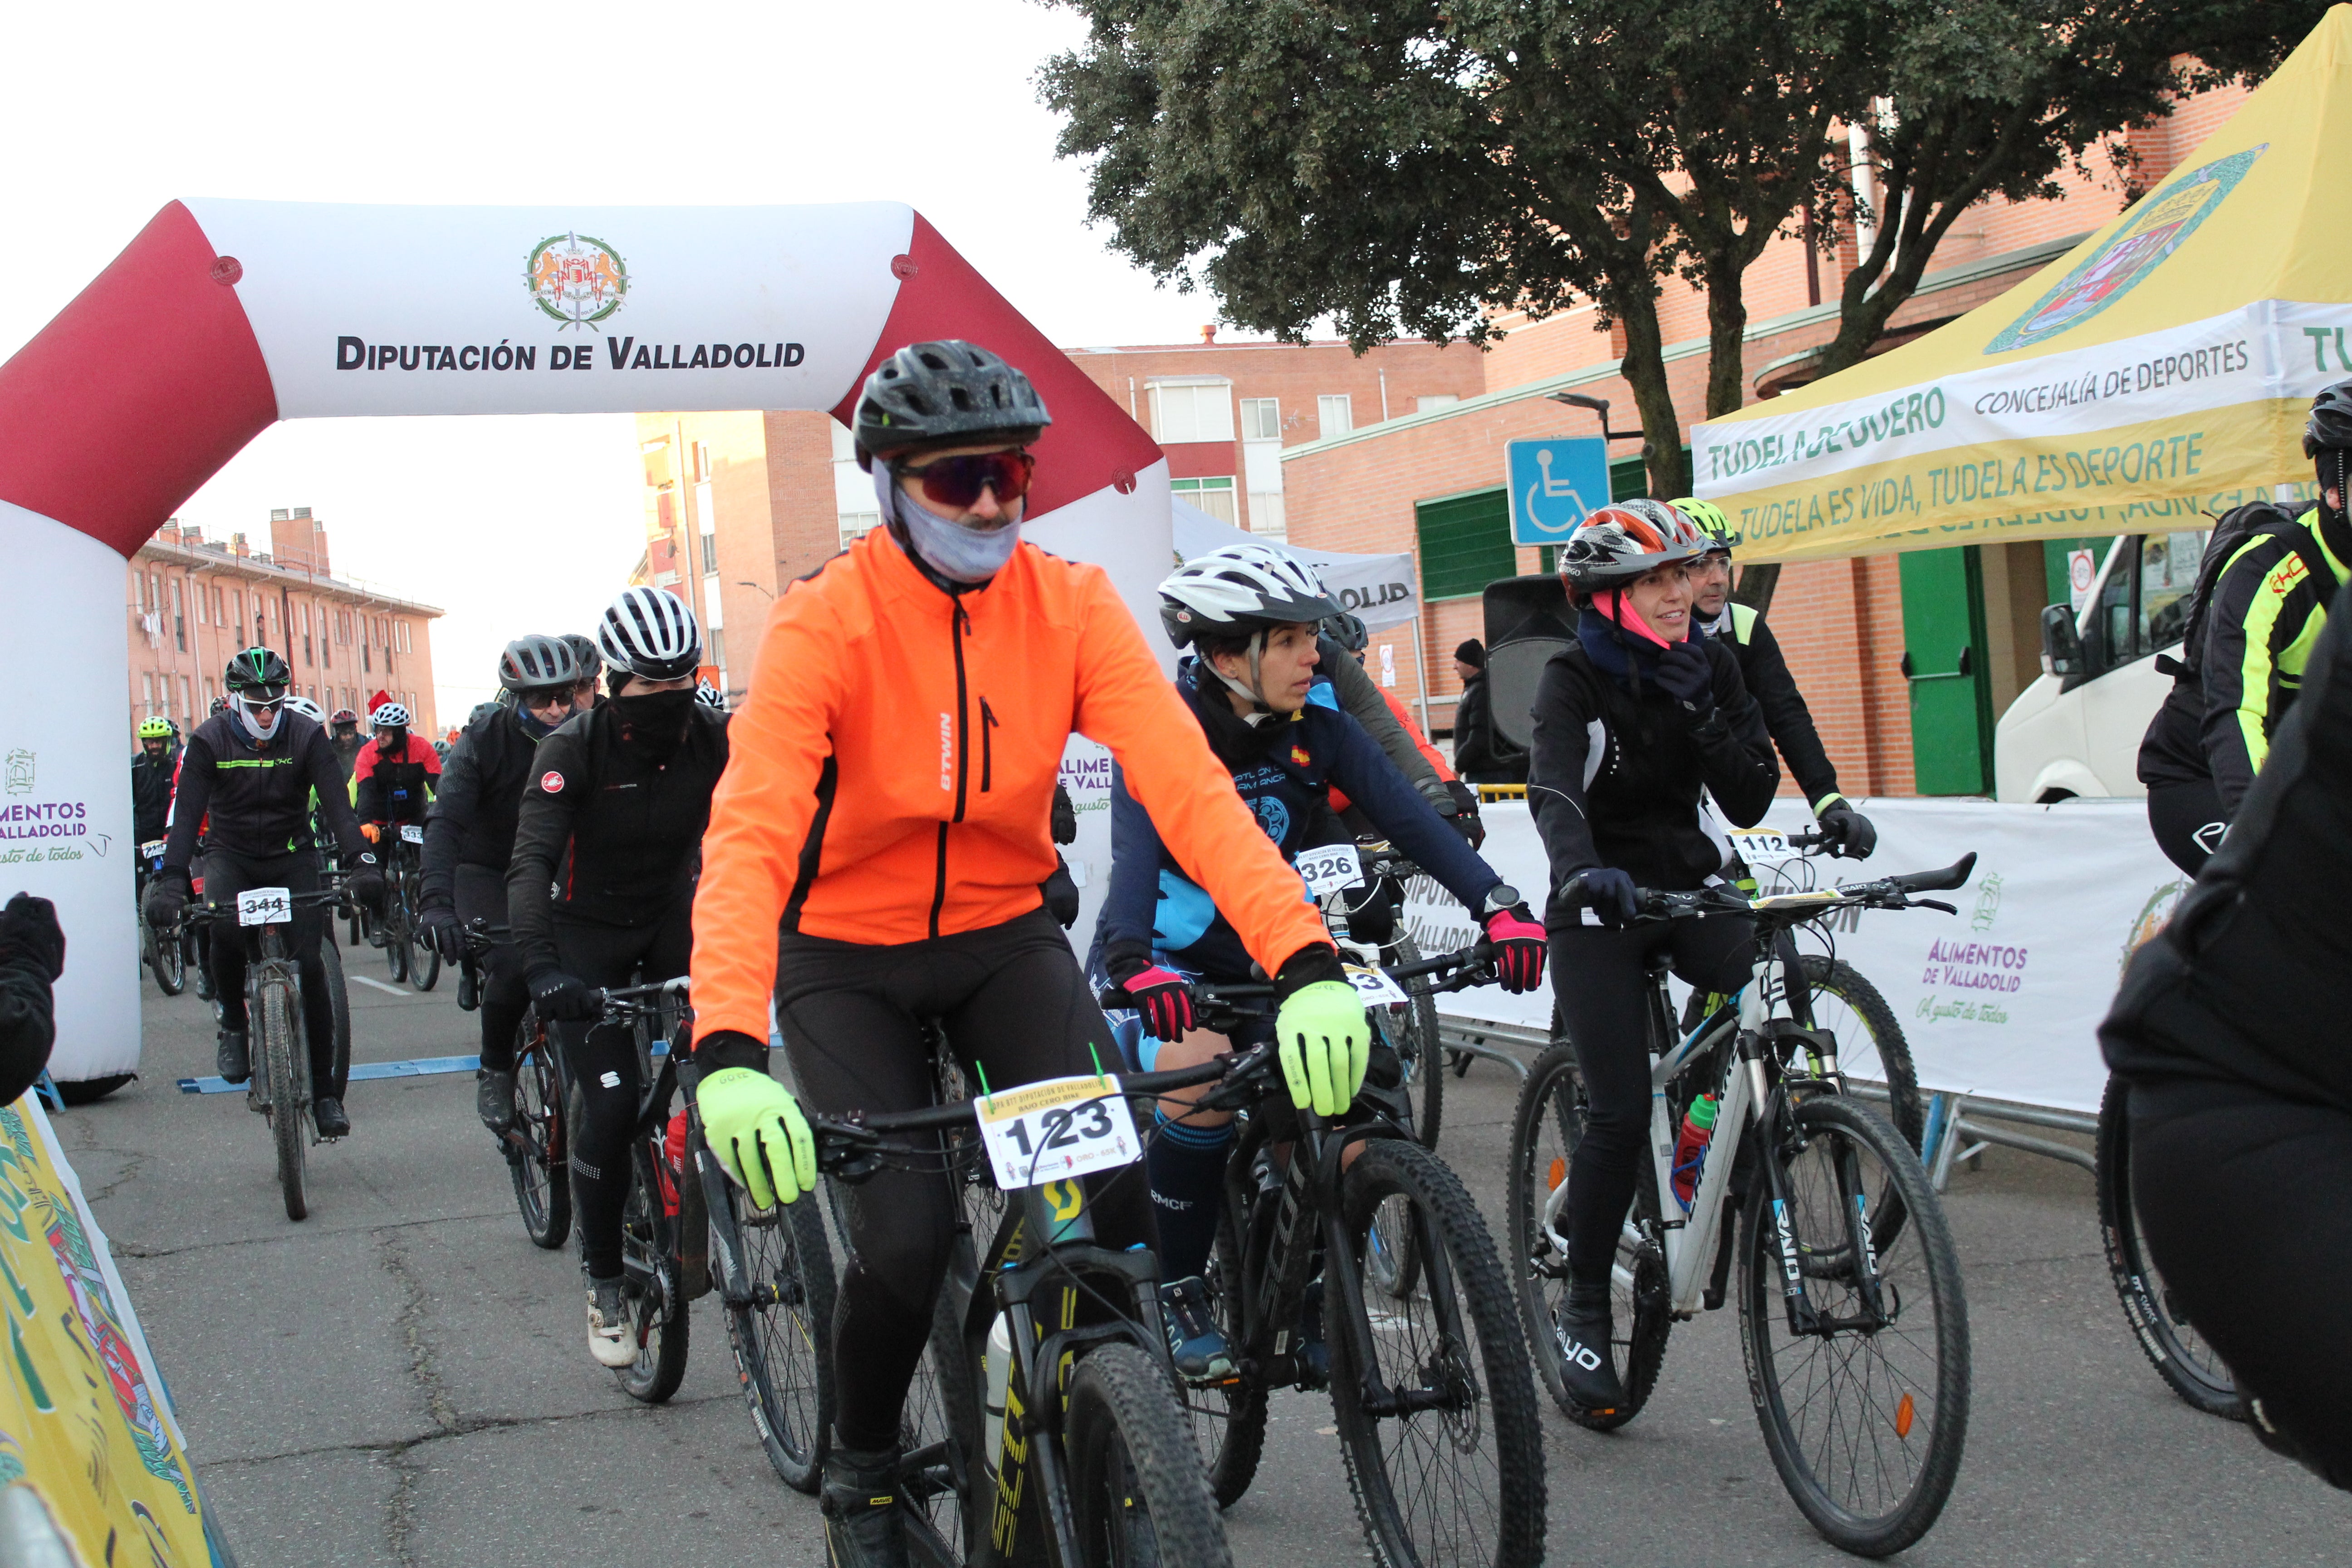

{"left": 126, "top": 509, "right": 441, "bottom": 745}
{"left": 1278, "top": 78, "right": 2257, "bottom": 798}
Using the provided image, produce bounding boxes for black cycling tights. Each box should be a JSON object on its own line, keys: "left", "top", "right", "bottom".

{"left": 2146, "top": 779, "right": 2227, "bottom": 878}
{"left": 455, "top": 866, "right": 527, "bottom": 1072}
{"left": 206, "top": 849, "right": 343, "bottom": 1101}
{"left": 554, "top": 909, "right": 691, "bottom": 1280}
{"left": 777, "top": 909, "right": 1153, "bottom": 1453}
{"left": 1548, "top": 915, "right": 1804, "bottom": 1293}
{"left": 2128, "top": 1081, "right": 2352, "bottom": 1490}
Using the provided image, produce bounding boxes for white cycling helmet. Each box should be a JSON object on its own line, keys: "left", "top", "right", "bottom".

{"left": 1159, "top": 544, "right": 1340, "bottom": 649}
{"left": 370, "top": 701, "right": 412, "bottom": 729}
{"left": 598, "top": 586, "right": 703, "bottom": 683}
{"left": 694, "top": 681, "right": 727, "bottom": 710}
{"left": 283, "top": 695, "right": 325, "bottom": 722}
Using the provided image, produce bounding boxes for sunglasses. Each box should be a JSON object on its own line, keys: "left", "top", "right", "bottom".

{"left": 895, "top": 450, "right": 1035, "bottom": 511}
{"left": 239, "top": 691, "right": 287, "bottom": 713}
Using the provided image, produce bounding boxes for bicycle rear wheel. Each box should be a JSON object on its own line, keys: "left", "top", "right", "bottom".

{"left": 1739, "top": 1094, "right": 1968, "bottom": 1557}
{"left": 509, "top": 1029, "right": 570, "bottom": 1249}
{"left": 2095, "top": 1075, "right": 2243, "bottom": 1419}
{"left": 260, "top": 978, "right": 308, "bottom": 1222}
{"left": 1504, "top": 1042, "right": 1669, "bottom": 1429}
{"left": 382, "top": 895, "right": 408, "bottom": 982}
{"left": 1185, "top": 1192, "right": 1268, "bottom": 1509}
{"left": 1801, "top": 956, "right": 1923, "bottom": 1152}
{"left": 615, "top": 1143, "right": 690, "bottom": 1404}
{"left": 1333, "top": 1138, "right": 1545, "bottom": 1568}
{"left": 319, "top": 938, "right": 351, "bottom": 1093}
{"left": 1387, "top": 931, "right": 1445, "bottom": 1149}
{"left": 720, "top": 1181, "right": 838, "bottom": 1491}
{"left": 148, "top": 918, "right": 186, "bottom": 996}
{"left": 909, "top": 1282, "right": 982, "bottom": 1561}
{"left": 404, "top": 874, "right": 440, "bottom": 991}
{"left": 1065, "top": 1342, "right": 1235, "bottom": 1568}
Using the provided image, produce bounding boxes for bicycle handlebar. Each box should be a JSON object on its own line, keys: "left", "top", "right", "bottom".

{"left": 1091, "top": 943, "right": 1493, "bottom": 1018}
{"left": 1621, "top": 852, "right": 1978, "bottom": 923}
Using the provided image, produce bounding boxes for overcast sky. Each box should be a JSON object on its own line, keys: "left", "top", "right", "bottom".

{"left": 4, "top": 0, "right": 1258, "bottom": 720}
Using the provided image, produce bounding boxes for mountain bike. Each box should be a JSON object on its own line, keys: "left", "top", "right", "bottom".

{"left": 1508, "top": 860, "right": 1976, "bottom": 1558}
{"left": 178, "top": 879, "right": 356, "bottom": 1222}
{"left": 371, "top": 824, "right": 438, "bottom": 990}
{"left": 460, "top": 922, "right": 571, "bottom": 1249}
{"left": 578, "top": 979, "right": 697, "bottom": 1403}
{"left": 1147, "top": 944, "right": 1547, "bottom": 1568}
{"left": 1328, "top": 843, "right": 1446, "bottom": 1148}
{"left": 2095, "top": 1074, "right": 2243, "bottom": 1419}
{"left": 137, "top": 840, "right": 187, "bottom": 997}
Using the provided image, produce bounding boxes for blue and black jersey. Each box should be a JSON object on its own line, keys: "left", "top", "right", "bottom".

{"left": 1093, "top": 658, "right": 1501, "bottom": 982}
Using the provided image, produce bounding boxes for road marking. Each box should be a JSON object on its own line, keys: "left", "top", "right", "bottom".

{"left": 179, "top": 1054, "right": 481, "bottom": 1094}
{"left": 348, "top": 974, "right": 409, "bottom": 997}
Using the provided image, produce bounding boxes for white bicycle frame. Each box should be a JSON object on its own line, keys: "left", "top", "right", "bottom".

{"left": 1540, "top": 935, "right": 1840, "bottom": 1318}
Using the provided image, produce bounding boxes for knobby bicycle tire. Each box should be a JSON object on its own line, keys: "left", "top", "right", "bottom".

{"left": 260, "top": 978, "right": 308, "bottom": 1222}
{"left": 1505, "top": 1041, "right": 1670, "bottom": 1431}
{"left": 1189, "top": 1193, "right": 1268, "bottom": 1509}
{"left": 1333, "top": 1138, "right": 1545, "bottom": 1568}
{"left": 510, "top": 1029, "right": 570, "bottom": 1249}
{"left": 1739, "top": 1094, "right": 1968, "bottom": 1558}
{"left": 1389, "top": 931, "right": 1445, "bottom": 1149}
{"left": 319, "top": 939, "right": 351, "bottom": 1092}
{"left": 616, "top": 1142, "right": 690, "bottom": 1404}
{"left": 382, "top": 896, "right": 408, "bottom": 982}
{"left": 1065, "top": 1341, "right": 1235, "bottom": 1568}
{"left": 912, "top": 1280, "right": 982, "bottom": 1560}
{"left": 720, "top": 1181, "right": 838, "bottom": 1492}
{"left": 402, "top": 869, "right": 440, "bottom": 991}
{"left": 2094, "top": 1076, "right": 2244, "bottom": 1420}
{"left": 148, "top": 917, "right": 186, "bottom": 996}
{"left": 1800, "top": 956, "right": 1924, "bottom": 1153}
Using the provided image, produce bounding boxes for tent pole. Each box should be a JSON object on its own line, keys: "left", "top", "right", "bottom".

{"left": 1411, "top": 614, "right": 1431, "bottom": 738}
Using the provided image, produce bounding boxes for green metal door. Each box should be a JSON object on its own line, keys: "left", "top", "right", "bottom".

{"left": 1898, "top": 546, "right": 1994, "bottom": 794}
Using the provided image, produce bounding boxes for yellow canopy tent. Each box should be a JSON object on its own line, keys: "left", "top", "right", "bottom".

{"left": 1692, "top": 5, "right": 2352, "bottom": 562}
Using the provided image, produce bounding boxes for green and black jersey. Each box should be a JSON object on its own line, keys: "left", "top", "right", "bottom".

{"left": 2188, "top": 514, "right": 2350, "bottom": 813}
{"left": 162, "top": 711, "right": 367, "bottom": 873}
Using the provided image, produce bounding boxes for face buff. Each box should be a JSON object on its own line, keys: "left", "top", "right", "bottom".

{"left": 874, "top": 461, "right": 1020, "bottom": 584}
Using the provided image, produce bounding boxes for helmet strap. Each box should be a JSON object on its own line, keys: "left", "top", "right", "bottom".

{"left": 1203, "top": 631, "right": 1279, "bottom": 720}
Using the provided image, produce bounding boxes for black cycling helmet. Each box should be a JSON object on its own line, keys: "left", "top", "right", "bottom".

{"left": 561, "top": 632, "right": 603, "bottom": 682}
{"left": 1321, "top": 611, "right": 1369, "bottom": 654}
{"left": 499, "top": 633, "right": 580, "bottom": 694}
{"left": 2303, "top": 378, "right": 2352, "bottom": 457}
{"left": 224, "top": 647, "right": 291, "bottom": 696}
{"left": 853, "top": 340, "right": 1051, "bottom": 470}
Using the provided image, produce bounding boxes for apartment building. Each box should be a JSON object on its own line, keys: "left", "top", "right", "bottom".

{"left": 126, "top": 509, "right": 442, "bottom": 744}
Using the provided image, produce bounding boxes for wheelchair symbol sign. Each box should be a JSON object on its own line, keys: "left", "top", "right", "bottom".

{"left": 1506, "top": 437, "right": 1612, "bottom": 545}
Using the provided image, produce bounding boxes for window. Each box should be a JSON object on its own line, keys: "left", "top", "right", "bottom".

{"left": 1415, "top": 487, "right": 1515, "bottom": 601}
{"left": 130, "top": 574, "right": 143, "bottom": 613}
{"left": 707, "top": 627, "right": 726, "bottom": 671}
{"left": 1240, "top": 398, "right": 1282, "bottom": 442}
{"left": 179, "top": 676, "right": 192, "bottom": 721}
{"left": 831, "top": 420, "right": 856, "bottom": 462}
{"left": 1147, "top": 382, "right": 1235, "bottom": 445}
{"left": 398, "top": 621, "right": 411, "bottom": 654}
{"left": 693, "top": 440, "right": 711, "bottom": 482}
{"left": 1170, "top": 475, "right": 1239, "bottom": 526}
{"left": 1416, "top": 394, "right": 1460, "bottom": 413}
{"left": 193, "top": 583, "right": 206, "bottom": 626}
{"left": 695, "top": 479, "right": 716, "bottom": 573}
{"left": 1247, "top": 492, "right": 1287, "bottom": 542}
{"left": 202, "top": 677, "right": 216, "bottom": 710}
{"left": 170, "top": 579, "right": 185, "bottom": 651}
{"left": 702, "top": 530, "right": 719, "bottom": 576}
{"left": 1318, "top": 395, "right": 1353, "bottom": 437}
{"left": 839, "top": 511, "right": 881, "bottom": 550}
{"left": 142, "top": 674, "right": 154, "bottom": 711}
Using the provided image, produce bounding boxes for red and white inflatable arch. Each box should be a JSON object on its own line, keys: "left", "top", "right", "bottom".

{"left": 0, "top": 201, "right": 1169, "bottom": 1083}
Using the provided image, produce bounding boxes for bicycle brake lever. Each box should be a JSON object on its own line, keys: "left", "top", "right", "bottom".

{"left": 1911, "top": 897, "right": 1959, "bottom": 916}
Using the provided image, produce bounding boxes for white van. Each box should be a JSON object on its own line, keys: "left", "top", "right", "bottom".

{"left": 1993, "top": 528, "right": 2210, "bottom": 803}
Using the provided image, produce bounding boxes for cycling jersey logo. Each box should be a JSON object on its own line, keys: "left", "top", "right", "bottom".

{"left": 525, "top": 232, "right": 629, "bottom": 330}
{"left": 1251, "top": 796, "right": 1289, "bottom": 843}
{"left": 539, "top": 770, "right": 564, "bottom": 793}
{"left": 1289, "top": 743, "right": 1310, "bottom": 768}
{"left": 1984, "top": 146, "right": 2266, "bottom": 355}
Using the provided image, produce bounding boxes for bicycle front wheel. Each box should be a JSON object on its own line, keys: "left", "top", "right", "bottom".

{"left": 260, "top": 978, "right": 309, "bottom": 1222}
{"left": 1739, "top": 1094, "right": 1969, "bottom": 1557}
{"left": 509, "top": 1030, "right": 570, "bottom": 1249}
{"left": 1801, "top": 956, "right": 1923, "bottom": 1152}
{"left": 1388, "top": 931, "right": 1445, "bottom": 1148}
{"left": 1505, "top": 1042, "right": 1669, "bottom": 1429}
{"left": 2095, "top": 1076, "right": 2243, "bottom": 1419}
{"left": 1333, "top": 1138, "right": 1545, "bottom": 1568}
{"left": 405, "top": 879, "right": 440, "bottom": 991}
{"left": 382, "top": 896, "right": 408, "bottom": 982}
{"left": 1065, "top": 1341, "right": 1234, "bottom": 1568}
{"left": 148, "top": 919, "right": 186, "bottom": 996}
{"left": 720, "top": 1183, "right": 838, "bottom": 1492}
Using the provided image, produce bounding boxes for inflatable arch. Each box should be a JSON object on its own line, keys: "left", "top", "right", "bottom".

{"left": 0, "top": 201, "right": 1171, "bottom": 1083}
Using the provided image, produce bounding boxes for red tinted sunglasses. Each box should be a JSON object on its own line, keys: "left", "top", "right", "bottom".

{"left": 895, "top": 450, "right": 1035, "bottom": 510}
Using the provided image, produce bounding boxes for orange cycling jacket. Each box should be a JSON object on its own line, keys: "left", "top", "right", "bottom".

{"left": 689, "top": 528, "right": 1332, "bottom": 1048}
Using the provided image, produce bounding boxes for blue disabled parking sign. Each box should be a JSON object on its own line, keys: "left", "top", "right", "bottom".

{"left": 1506, "top": 437, "right": 1612, "bottom": 546}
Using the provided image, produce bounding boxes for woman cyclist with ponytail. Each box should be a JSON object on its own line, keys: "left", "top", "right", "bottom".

{"left": 1525, "top": 502, "right": 1781, "bottom": 1413}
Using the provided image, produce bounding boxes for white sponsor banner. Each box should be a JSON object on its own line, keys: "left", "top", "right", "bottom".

{"left": 0, "top": 503, "right": 141, "bottom": 1083}
{"left": 184, "top": 199, "right": 912, "bottom": 417}
{"left": 1690, "top": 299, "right": 2347, "bottom": 499}
{"left": 1170, "top": 502, "right": 1420, "bottom": 632}
{"left": 1412, "top": 797, "right": 2180, "bottom": 1115}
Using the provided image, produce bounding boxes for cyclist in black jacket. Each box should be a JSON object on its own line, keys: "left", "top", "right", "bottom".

{"left": 131, "top": 717, "right": 177, "bottom": 848}
{"left": 2101, "top": 588, "right": 2352, "bottom": 1491}
{"left": 1526, "top": 506, "right": 1780, "bottom": 1415}
{"left": 141, "top": 649, "right": 382, "bottom": 1136}
{"left": 420, "top": 636, "right": 581, "bottom": 1132}
{"left": 1675, "top": 498, "right": 1876, "bottom": 858}
{"left": 507, "top": 589, "right": 728, "bottom": 1369}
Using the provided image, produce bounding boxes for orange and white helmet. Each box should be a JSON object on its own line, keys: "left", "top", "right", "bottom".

{"left": 1557, "top": 501, "right": 1708, "bottom": 592}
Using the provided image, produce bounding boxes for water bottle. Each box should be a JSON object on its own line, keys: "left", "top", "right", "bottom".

{"left": 981, "top": 1311, "right": 1014, "bottom": 1481}
{"left": 1671, "top": 1094, "right": 1719, "bottom": 1210}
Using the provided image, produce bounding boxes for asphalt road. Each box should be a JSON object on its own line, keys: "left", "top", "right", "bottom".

{"left": 49, "top": 951, "right": 2346, "bottom": 1567}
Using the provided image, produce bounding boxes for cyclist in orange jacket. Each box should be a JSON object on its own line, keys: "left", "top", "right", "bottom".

{"left": 686, "top": 341, "right": 1369, "bottom": 1568}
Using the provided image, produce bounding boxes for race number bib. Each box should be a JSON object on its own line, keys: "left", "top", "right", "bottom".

{"left": 400, "top": 824, "right": 425, "bottom": 844}
{"left": 977, "top": 1075, "right": 1141, "bottom": 1190}
{"left": 237, "top": 888, "right": 294, "bottom": 926}
{"left": 138, "top": 840, "right": 167, "bottom": 860}
{"left": 1296, "top": 843, "right": 1366, "bottom": 897}
{"left": 1344, "top": 964, "right": 1410, "bottom": 1008}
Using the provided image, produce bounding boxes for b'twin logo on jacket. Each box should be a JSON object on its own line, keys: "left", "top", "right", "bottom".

{"left": 540, "top": 771, "right": 564, "bottom": 793}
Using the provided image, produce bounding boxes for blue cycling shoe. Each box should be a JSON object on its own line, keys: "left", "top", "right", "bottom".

{"left": 1159, "top": 1275, "right": 1235, "bottom": 1383}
